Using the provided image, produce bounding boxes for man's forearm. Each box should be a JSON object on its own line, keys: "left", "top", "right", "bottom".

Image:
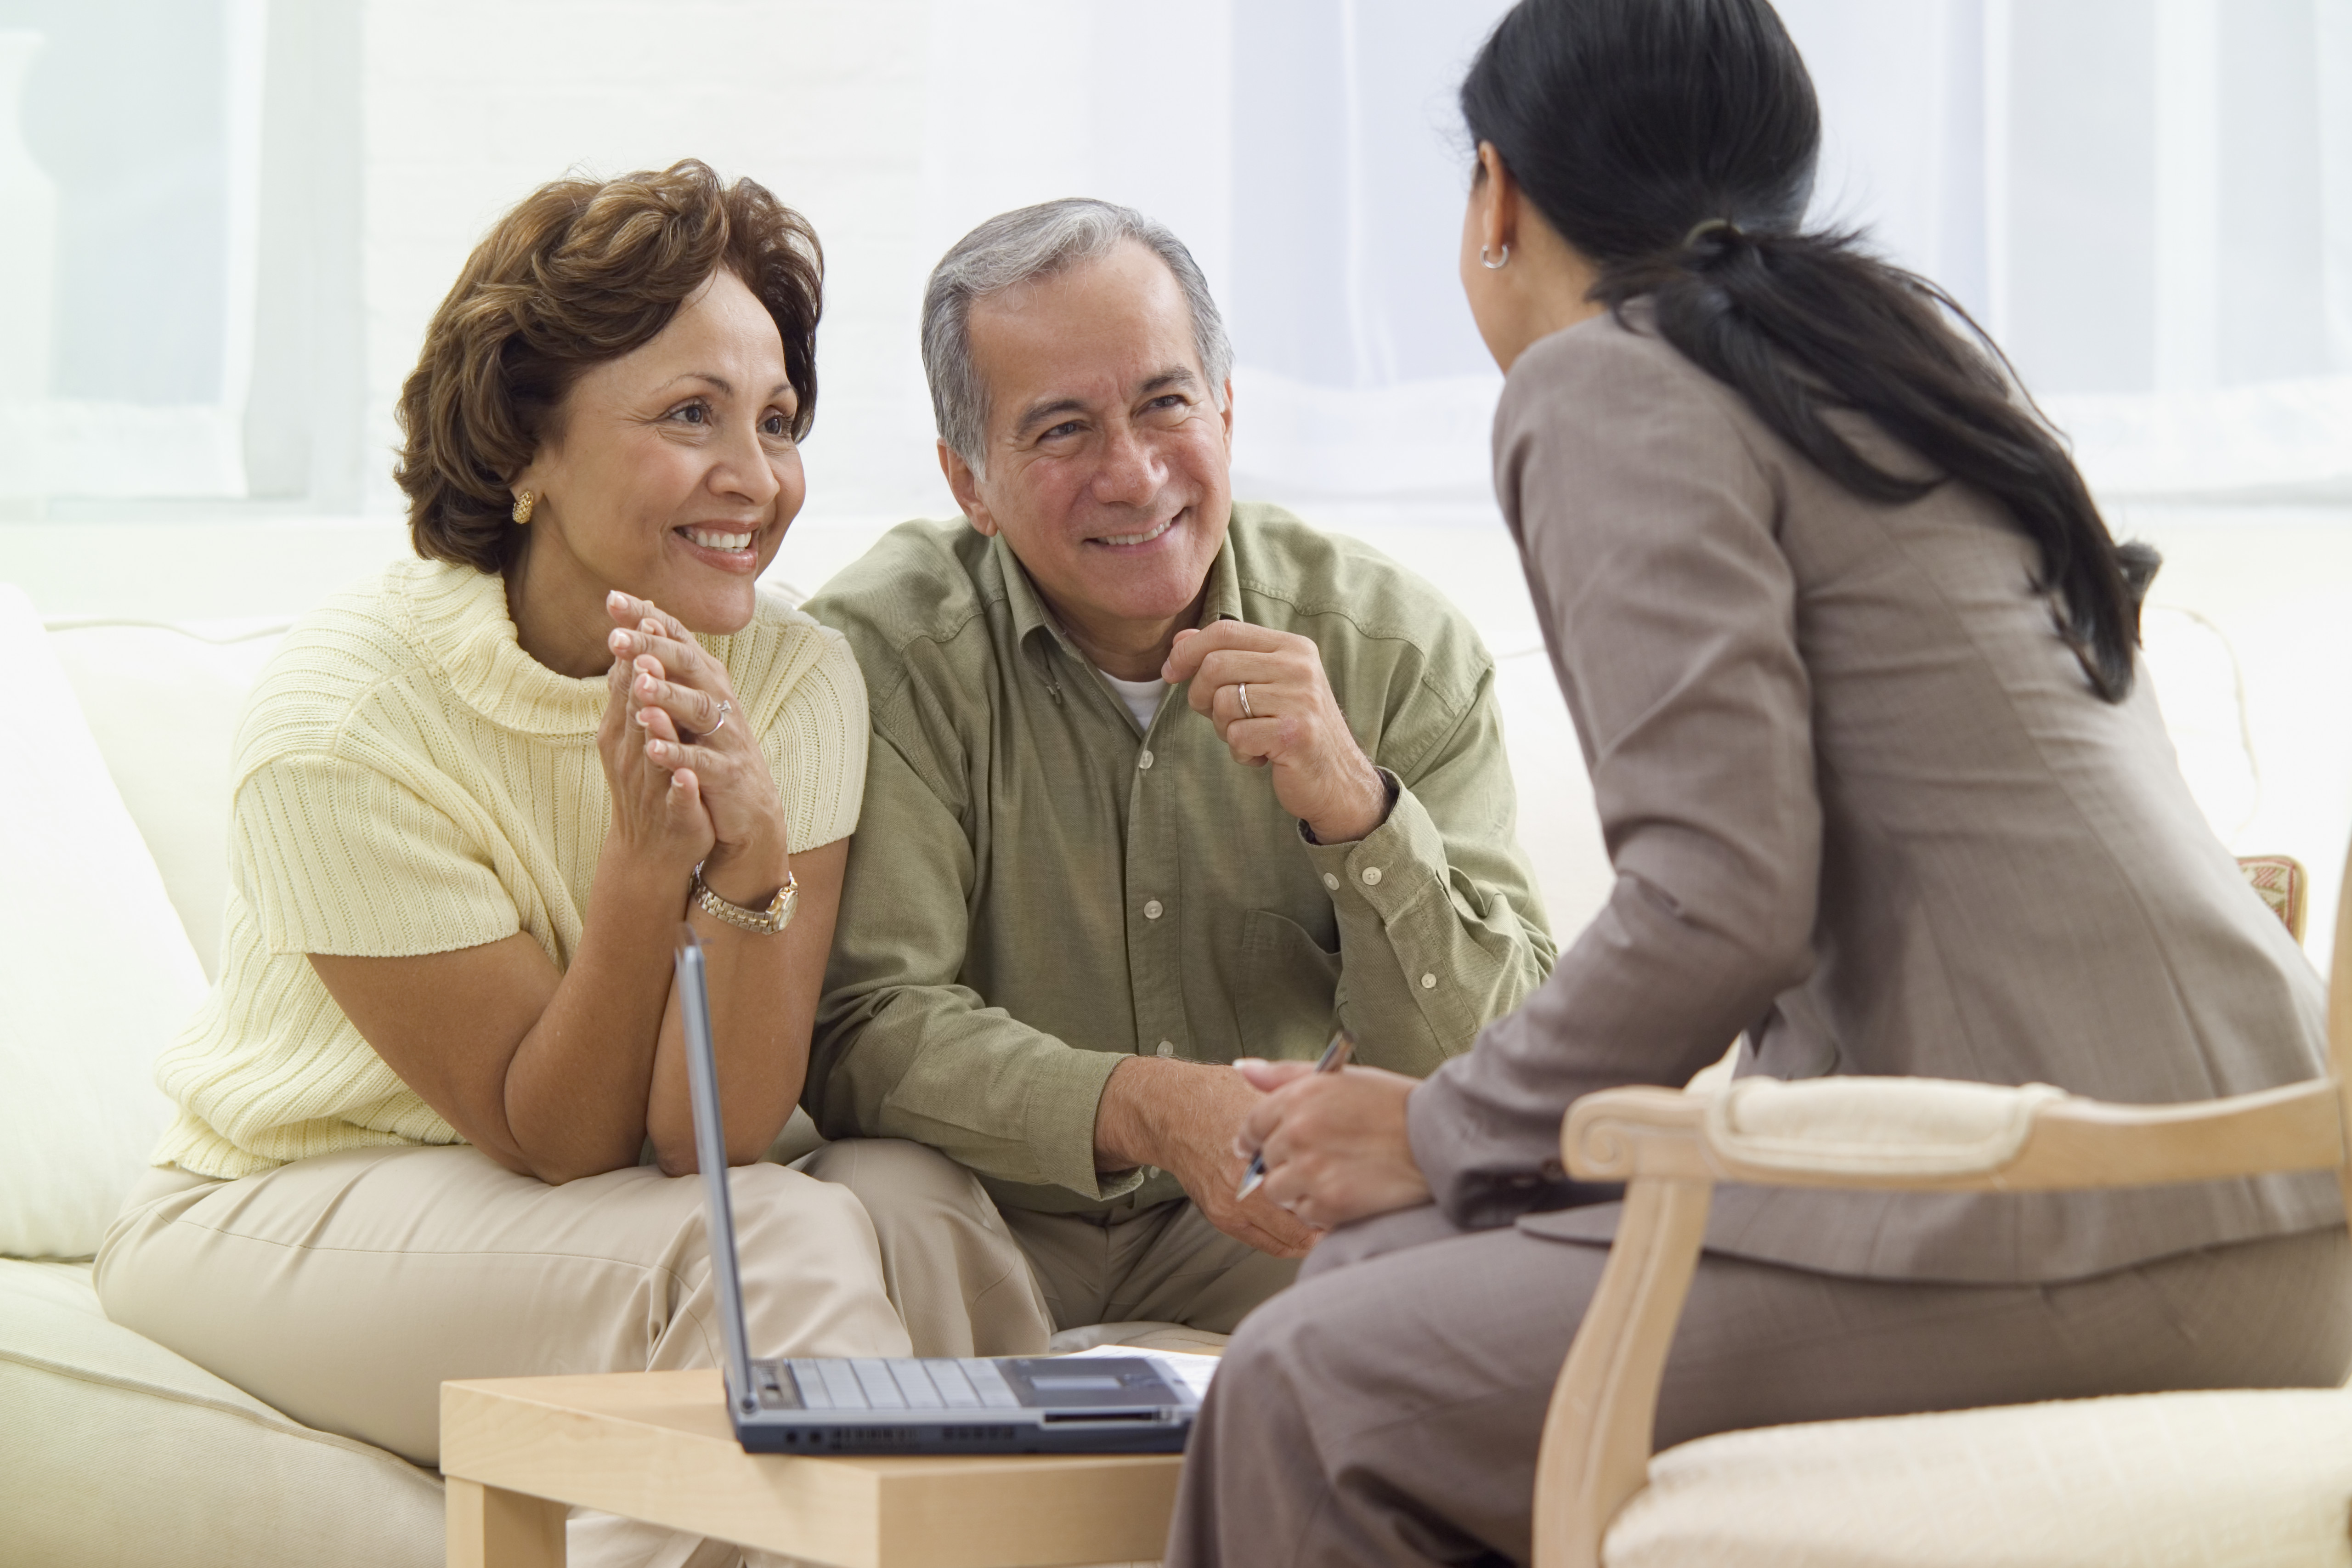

{"left": 1091, "top": 1054, "right": 1188, "bottom": 1171}
{"left": 814, "top": 979, "right": 1139, "bottom": 1196}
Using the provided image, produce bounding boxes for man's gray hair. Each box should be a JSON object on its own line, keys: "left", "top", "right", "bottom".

{"left": 922, "top": 198, "right": 1233, "bottom": 472}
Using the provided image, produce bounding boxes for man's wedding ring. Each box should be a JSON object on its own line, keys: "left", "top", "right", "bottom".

{"left": 708, "top": 700, "right": 731, "bottom": 736}
{"left": 1237, "top": 683, "right": 1253, "bottom": 719}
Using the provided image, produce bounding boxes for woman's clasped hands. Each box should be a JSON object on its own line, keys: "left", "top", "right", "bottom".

{"left": 598, "top": 588, "right": 789, "bottom": 897}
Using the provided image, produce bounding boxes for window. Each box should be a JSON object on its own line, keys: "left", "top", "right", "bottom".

{"left": 0, "top": 0, "right": 359, "bottom": 514}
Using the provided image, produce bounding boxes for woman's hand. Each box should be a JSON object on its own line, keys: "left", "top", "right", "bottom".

{"left": 1232, "top": 1059, "right": 1434, "bottom": 1231}
{"left": 597, "top": 607, "right": 717, "bottom": 879}
{"left": 602, "top": 589, "right": 791, "bottom": 900}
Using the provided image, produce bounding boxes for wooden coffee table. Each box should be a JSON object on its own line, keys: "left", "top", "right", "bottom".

{"left": 442, "top": 1369, "right": 1186, "bottom": 1568}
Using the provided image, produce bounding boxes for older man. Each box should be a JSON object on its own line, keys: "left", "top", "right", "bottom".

{"left": 799, "top": 199, "right": 1553, "bottom": 1353}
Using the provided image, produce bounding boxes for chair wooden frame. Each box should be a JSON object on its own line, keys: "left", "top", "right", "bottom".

{"left": 1528, "top": 849, "right": 2352, "bottom": 1568}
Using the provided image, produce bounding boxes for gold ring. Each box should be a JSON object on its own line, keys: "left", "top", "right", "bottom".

{"left": 1238, "top": 683, "right": 1253, "bottom": 720}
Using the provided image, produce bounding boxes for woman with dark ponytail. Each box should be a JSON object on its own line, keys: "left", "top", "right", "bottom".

{"left": 1176, "top": 2, "right": 2349, "bottom": 1562}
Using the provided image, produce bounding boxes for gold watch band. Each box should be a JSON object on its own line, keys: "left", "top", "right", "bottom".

{"left": 690, "top": 865, "right": 798, "bottom": 935}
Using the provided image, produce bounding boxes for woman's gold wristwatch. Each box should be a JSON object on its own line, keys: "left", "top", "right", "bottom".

{"left": 690, "top": 865, "right": 798, "bottom": 935}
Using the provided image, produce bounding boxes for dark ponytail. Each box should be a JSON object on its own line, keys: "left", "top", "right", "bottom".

{"left": 1461, "top": 0, "right": 2158, "bottom": 701}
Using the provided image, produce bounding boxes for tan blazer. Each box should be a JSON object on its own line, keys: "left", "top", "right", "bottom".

{"left": 1408, "top": 307, "right": 2339, "bottom": 1284}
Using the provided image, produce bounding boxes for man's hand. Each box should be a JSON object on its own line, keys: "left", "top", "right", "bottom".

{"left": 1163, "top": 622, "right": 1390, "bottom": 844}
{"left": 1094, "top": 1057, "right": 1319, "bottom": 1258}
{"left": 1233, "top": 1059, "right": 1433, "bottom": 1230}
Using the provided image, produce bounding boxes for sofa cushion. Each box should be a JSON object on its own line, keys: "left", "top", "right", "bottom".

{"left": 0, "top": 1257, "right": 441, "bottom": 1568}
{"left": 1604, "top": 1387, "right": 2352, "bottom": 1568}
{"left": 1492, "top": 644, "right": 1612, "bottom": 939}
{"left": 0, "top": 585, "right": 209, "bottom": 1260}
{"left": 45, "top": 615, "right": 290, "bottom": 982}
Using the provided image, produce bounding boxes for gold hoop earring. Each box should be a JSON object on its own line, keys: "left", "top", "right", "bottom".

{"left": 1480, "top": 244, "right": 1510, "bottom": 271}
{"left": 511, "top": 490, "right": 536, "bottom": 525}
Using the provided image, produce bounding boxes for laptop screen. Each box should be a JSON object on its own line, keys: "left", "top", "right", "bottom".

{"left": 675, "top": 924, "right": 760, "bottom": 1420}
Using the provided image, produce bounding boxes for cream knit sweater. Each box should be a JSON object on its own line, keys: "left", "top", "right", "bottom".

{"left": 152, "top": 558, "right": 869, "bottom": 1179}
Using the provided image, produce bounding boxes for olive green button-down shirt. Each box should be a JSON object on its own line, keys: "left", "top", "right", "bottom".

{"left": 803, "top": 503, "right": 1555, "bottom": 1215}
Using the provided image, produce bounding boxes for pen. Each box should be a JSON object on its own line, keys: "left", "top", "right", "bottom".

{"left": 1235, "top": 1030, "right": 1355, "bottom": 1200}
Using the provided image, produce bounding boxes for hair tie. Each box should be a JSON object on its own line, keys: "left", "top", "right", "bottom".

{"left": 1683, "top": 217, "right": 1742, "bottom": 249}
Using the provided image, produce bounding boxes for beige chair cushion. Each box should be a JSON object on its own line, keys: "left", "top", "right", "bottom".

{"left": 0, "top": 1258, "right": 442, "bottom": 1568}
{"left": 1606, "top": 1387, "right": 2352, "bottom": 1568}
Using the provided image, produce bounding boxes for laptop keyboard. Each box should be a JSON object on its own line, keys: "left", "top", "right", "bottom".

{"left": 759, "top": 1357, "right": 1023, "bottom": 1411}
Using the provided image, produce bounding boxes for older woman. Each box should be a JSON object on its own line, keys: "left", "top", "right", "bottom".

{"left": 1171, "top": 1, "right": 2350, "bottom": 1563}
{"left": 95, "top": 162, "right": 905, "bottom": 1566}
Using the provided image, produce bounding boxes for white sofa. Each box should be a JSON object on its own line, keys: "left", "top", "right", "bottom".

{"left": 0, "top": 527, "right": 1617, "bottom": 1568}
{"left": 0, "top": 521, "right": 2267, "bottom": 1567}
{"left": 0, "top": 589, "right": 451, "bottom": 1566}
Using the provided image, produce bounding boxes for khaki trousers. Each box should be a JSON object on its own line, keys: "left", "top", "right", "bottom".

{"left": 95, "top": 1143, "right": 909, "bottom": 1568}
{"left": 1165, "top": 1206, "right": 2352, "bottom": 1568}
{"left": 798, "top": 1140, "right": 1299, "bottom": 1356}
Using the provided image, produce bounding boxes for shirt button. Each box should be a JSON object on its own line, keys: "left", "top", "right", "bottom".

{"left": 1155, "top": 1040, "right": 1175, "bottom": 1058}
{"left": 1143, "top": 899, "right": 1163, "bottom": 920}
{"left": 1361, "top": 867, "right": 1383, "bottom": 887}
{"left": 1321, "top": 872, "right": 1340, "bottom": 891}
{"left": 1138, "top": 749, "right": 1154, "bottom": 770}
{"left": 1421, "top": 973, "right": 1437, "bottom": 990}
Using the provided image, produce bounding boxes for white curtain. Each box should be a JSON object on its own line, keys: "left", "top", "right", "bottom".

{"left": 1793, "top": 0, "right": 2352, "bottom": 502}
{"left": 10, "top": 0, "right": 2350, "bottom": 511}
{"left": 915, "top": 0, "right": 1513, "bottom": 513}
{"left": 920, "top": 0, "right": 2352, "bottom": 514}
{"left": 0, "top": 0, "right": 266, "bottom": 502}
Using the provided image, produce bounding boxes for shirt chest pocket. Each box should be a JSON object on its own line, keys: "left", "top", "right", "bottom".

{"left": 1234, "top": 908, "right": 1342, "bottom": 1061}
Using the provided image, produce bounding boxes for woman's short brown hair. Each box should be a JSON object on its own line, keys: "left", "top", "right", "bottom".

{"left": 394, "top": 160, "right": 822, "bottom": 573}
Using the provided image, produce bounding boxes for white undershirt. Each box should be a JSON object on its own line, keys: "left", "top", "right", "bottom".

{"left": 1097, "top": 669, "right": 1168, "bottom": 731}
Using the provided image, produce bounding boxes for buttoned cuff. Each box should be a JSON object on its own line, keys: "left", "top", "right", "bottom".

{"left": 1027, "top": 1043, "right": 1151, "bottom": 1202}
{"left": 1297, "top": 770, "right": 1436, "bottom": 906}
{"left": 1299, "top": 768, "right": 1400, "bottom": 846}
{"left": 1299, "top": 773, "right": 1477, "bottom": 1039}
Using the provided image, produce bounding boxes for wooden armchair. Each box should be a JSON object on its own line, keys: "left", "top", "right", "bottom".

{"left": 1534, "top": 849, "right": 2352, "bottom": 1568}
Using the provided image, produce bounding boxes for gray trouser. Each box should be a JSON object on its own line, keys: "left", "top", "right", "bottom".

{"left": 798, "top": 1139, "right": 1299, "bottom": 1355}
{"left": 1165, "top": 1206, "right": 2352, "bottom": 1568}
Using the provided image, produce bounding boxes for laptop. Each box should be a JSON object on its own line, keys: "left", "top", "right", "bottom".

{"left": 673, "top": 924, "right": 1199, "bottom": 1455}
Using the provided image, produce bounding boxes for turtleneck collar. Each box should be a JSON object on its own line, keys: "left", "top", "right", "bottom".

{"left": 399, "top": 560, "right": 613, "bottom": 736}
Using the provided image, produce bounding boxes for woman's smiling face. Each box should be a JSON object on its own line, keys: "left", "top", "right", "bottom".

{"left": 509, "top": 267, "right": 803, "bottom": 671}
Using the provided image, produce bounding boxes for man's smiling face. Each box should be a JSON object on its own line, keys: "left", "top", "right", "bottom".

{"left": 948, "top": 241, "right": 1234, "bottom": 664}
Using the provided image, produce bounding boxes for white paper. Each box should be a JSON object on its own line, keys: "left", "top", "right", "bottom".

{"left": 1059, "top": 1343, "right": 1221, "bottom": 1400}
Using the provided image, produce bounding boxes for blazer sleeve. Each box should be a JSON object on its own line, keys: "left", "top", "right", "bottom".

{"left": 1408, "top": 324, "right": 1825, "bottom": 1228}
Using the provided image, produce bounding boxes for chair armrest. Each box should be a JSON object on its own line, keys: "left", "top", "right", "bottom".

{"left": 1531, "top": 1073, "right": 2346, "bottom": 1568}
{"left": 1565, "top": 1076, "right": 2344, "bottom": 1192}
{"left": 1538, "top": 835, "right": 2352, "bottom": 1568}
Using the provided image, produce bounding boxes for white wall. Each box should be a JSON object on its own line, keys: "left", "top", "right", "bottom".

{"left": 360, "top": 0, "right": 956, "bottom": 525}
{"left": 354, "top": 1, "right": 1538, "bottom": 524}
